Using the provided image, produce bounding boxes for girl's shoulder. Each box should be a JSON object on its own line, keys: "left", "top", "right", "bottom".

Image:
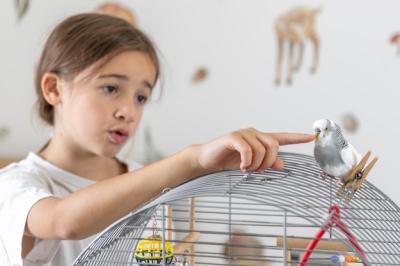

{"left": 0, "top": 153, "right": 55, "bottom": 221}
{"left": 0, "top": 152, "right": 51, "bottom": 186}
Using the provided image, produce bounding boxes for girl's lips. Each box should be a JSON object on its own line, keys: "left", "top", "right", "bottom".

{"left": 108, "top": 130, "right": 129, "bottom": 145}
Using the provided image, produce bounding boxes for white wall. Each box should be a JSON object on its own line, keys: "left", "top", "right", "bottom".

{"left": 1, "top": 0, "right": 400, "bottom": 205}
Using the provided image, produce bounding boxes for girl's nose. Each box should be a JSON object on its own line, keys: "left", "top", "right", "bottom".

{"left": 114, "top": 102, "right": 135, "bottom": 123}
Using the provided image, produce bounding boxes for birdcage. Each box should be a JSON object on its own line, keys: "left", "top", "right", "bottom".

{"left": 73, "top": 152, "right": 400, "bottom": 266}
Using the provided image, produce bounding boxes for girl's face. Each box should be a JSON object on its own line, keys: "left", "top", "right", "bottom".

{"left": 55, "top": 51, "right": 156, "bottom": 157}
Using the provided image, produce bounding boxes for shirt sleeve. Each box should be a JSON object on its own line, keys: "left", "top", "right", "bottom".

{"left": 0, "top": 166, "right": 54, "bottom": 266}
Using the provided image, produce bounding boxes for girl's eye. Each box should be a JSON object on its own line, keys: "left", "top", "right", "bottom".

{"left": 103, "top": 85, "right": 119, "bottom": 94}
{"left": 137, "top": 95, "right": 148, "bottom": 104}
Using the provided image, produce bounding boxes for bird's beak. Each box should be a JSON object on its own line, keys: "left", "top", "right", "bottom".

{"left": 315, "top": 132, "right": 320, "bottom": 140}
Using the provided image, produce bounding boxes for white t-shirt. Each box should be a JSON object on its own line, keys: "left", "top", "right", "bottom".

{"left": 0, "top": 152, "right": 141, "bottom": 266}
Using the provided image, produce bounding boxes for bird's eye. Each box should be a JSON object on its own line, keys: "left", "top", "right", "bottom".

{"left": 325, "top": 127, "right": 328, "bottom": 130}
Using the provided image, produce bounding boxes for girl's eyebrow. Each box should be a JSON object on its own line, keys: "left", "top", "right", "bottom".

{"left": 98, "top": 74, "right": 129, "bottom": 81}
{"left": 98, "top": 73, "right": 153, "bottom": 90}
{"left": 143, "top": 80, "right": 153, "bottom": 90}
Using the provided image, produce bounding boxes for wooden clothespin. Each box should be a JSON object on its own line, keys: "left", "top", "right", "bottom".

{"left": 338, "top": 151, "right": 378, "bottom": 202}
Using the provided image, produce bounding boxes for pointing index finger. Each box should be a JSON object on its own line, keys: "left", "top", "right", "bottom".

{"left": 269, "top": 132, "right": 315, "bottom": 145}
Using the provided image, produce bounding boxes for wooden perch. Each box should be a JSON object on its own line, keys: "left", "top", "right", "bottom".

{"left": 276, "top": 236, "right": 349, "bottom": 251}
{"left": 276, "top": 236, "right": 351, "bottom": 266}
{"left": 165, "top": 197, "right": 199, "bottom": 265}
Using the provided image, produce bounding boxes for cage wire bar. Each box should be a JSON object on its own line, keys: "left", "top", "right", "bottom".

{"left": 74, "top": 152, "right": 400, "bottom": 265}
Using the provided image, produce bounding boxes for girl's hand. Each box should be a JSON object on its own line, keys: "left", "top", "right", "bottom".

{"left": 194, "top": 128, "right": 315, "bottom": 173}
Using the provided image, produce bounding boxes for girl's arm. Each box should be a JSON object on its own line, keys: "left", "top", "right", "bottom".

{"left": 26, "top": 129, "right": 314, "bottom": 240}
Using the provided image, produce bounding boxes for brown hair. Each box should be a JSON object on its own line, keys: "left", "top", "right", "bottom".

{"left": 35, "top": 13, "right": 160, "bottom": 125}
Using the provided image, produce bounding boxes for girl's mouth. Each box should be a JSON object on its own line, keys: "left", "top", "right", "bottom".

{"left": 108, "top": 130, "right": 129, "bottom": 145}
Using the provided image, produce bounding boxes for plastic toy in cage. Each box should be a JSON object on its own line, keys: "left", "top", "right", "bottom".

{"left": 134, "top": 209, "right": 175, "bottom": 265}
{"left": 134, "top": 234, "right": 174, "bottom": 265}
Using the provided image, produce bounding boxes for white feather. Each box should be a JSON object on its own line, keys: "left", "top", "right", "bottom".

{"left": 341, "top": 143, "right": 361, "bottom": 168}
{"left": 336, "top": 144, "right": 361, "bottom": 178}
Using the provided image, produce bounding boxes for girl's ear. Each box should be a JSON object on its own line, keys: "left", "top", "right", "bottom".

{"left": 41, "top": 72, "right": 63, "bottom": 106}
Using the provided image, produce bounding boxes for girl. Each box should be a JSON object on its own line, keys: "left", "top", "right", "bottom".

{"left": 0, "top": 13, "right": 314, "bottom": 266}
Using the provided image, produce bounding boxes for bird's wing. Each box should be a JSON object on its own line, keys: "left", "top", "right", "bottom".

{"left": 333, "top": 124, "right": 348, "bottom": 150}
{"left": 340, "top": 143, "right": 361, "bottom": 169}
